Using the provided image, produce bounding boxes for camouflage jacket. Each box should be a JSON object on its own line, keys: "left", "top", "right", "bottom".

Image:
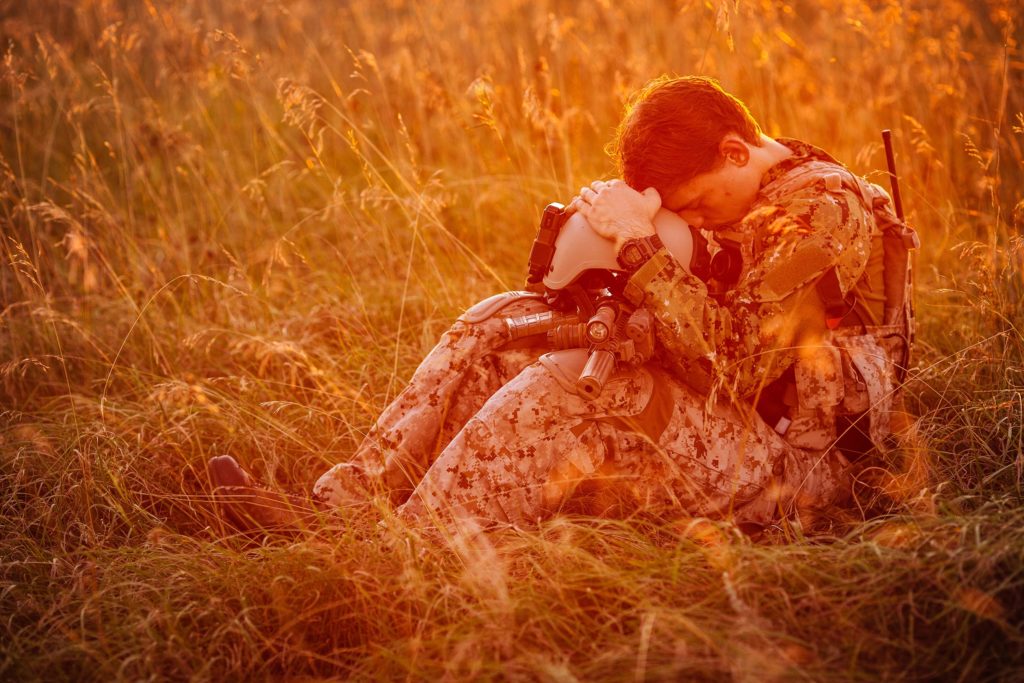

{"left": 621, "top": 139, "right": 899, "bottom": 448}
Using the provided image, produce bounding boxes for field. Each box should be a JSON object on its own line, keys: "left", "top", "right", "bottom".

{"left": 2, "top": 0, "right": 1023, "bottom": 679}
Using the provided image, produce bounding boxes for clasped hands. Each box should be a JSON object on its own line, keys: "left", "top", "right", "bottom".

{"left": 568, "top": 179, "right": 662, "bottom": 253}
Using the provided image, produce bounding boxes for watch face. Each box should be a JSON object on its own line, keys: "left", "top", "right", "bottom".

{"left": 623, "top": 244, "right": 642, "bottom": 265}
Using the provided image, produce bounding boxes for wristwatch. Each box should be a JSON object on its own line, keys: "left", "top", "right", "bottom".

{"left": 616, "top": 233, "right": 664, "bottom": 273}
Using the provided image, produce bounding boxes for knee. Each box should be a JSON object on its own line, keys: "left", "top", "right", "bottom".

{"left": 457, "top": 291, "right": 548, "bottom": 325}
{"left": 445, "top": 292, "right": 552, "bottom": 348}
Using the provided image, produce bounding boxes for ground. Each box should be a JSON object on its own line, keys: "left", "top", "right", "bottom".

{"left": 2, "top": 1, "right": 1023, "bottom": 679}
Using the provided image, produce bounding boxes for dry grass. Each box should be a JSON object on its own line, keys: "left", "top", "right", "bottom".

{"left": 2, "top": 0, "right": 1023, "bottom": 679}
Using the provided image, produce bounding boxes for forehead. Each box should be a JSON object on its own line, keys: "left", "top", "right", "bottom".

{"left": 662, "top": 176, "right": 707, "bottom": 210}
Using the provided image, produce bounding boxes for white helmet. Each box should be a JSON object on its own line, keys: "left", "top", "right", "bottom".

{"left": 543, "top": 208, "right": 695, "bottom": 289}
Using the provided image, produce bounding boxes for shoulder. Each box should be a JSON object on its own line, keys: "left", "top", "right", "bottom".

{"left": 762, "top": 153, "right": 867, "bottom": 206}
{"left": 740, "top": 162, "right": 875, "bottom": 302}
{"left": 764, "top": 168, "right": 872, "bottom": 246}
{"left": 763, "top": 139, "right": 870, "bottom": 206}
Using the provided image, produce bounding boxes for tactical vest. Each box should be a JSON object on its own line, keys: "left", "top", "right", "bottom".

{"left": 751, "top": 157, "right": 918, "bottom": 456}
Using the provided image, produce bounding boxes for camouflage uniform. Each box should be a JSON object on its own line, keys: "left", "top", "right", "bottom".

{"left": 314, "top": 139, "right": 908, "bottom": 528}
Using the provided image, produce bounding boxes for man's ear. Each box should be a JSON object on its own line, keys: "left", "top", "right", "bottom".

{"left": 719, "top": 135, "right": 750, "bottom": 166}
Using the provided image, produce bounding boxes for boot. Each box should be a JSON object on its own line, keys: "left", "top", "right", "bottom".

{"left": 208, "top": 455, "right": 326, "bottom": 533}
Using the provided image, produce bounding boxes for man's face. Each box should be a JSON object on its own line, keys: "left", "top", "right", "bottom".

{"left": 660, "top": 148, "right": 763, "bottom": 231}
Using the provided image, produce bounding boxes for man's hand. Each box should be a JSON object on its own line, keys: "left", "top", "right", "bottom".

{"left": 569, "top": 179, "right": 661, "bottom": 252}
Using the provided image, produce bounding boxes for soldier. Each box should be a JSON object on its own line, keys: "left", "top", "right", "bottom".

{"left": 209, "top": 75, "right": 915, "bottom": 534}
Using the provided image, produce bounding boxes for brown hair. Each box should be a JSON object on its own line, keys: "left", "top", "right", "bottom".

{"left": 609, "top": 76, "right": 763, "bottom": 195}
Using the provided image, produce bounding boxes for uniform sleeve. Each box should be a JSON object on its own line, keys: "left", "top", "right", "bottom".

{"left": 622, "top": 181, "right": 874, "bottom": 399}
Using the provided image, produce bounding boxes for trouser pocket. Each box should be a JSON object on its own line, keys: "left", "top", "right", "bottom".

{"left": 833, "top": 333, "right": 895, "bottom": 450}
{"left": 785, "top": 345, "right": 844, "bottom": 451}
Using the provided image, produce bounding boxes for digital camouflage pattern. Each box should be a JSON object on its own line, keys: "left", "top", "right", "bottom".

{"left": 314, "top": 304, "right": 848, "bottom": 527}
{"left": 314, "top": 139, "right": 902, "bottom": 529}
{"left": 621, "top": 139, "right": 878, "bottom": 400}
{"left": 313, "top": 295, "right": 551, "bottom": 507}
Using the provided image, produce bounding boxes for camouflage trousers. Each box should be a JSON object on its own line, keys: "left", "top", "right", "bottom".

{"left": 313, "top": 297, "right": 850, "bottom": 528}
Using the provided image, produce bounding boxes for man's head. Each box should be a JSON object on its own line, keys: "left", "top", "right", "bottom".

{"left": 611, "top": 76, "right": 769, "bottom": 229}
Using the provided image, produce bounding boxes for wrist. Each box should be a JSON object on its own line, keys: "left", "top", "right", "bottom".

{"left": 616, "top": 232, "right": 664, "bottom": 273}
{"left": 613, "top": 222, "right": 657, "bottom": 254}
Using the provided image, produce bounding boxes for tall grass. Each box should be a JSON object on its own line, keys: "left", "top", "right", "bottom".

{"left": 2, "top": 0, "right": 1022, "bottom": 679}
